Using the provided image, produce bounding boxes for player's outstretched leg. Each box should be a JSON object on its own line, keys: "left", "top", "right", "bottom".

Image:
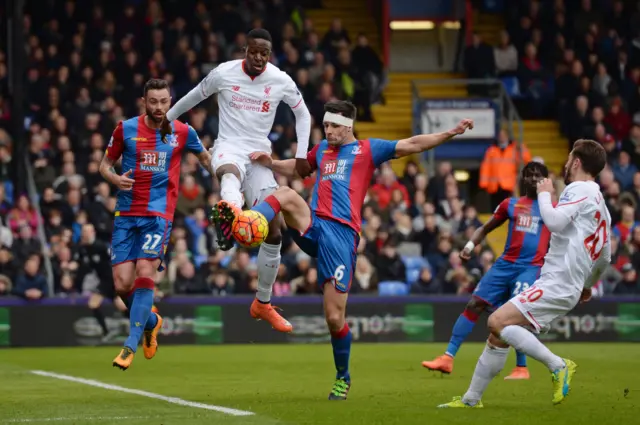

{"left": 437, "top": 333, "right": 507, "bottom": 408}
{"left": 210, "top": 200, "right": 242, "bottom": 251}
{"left": 113, "top": 274, "right": 158, "bottom": 370}
{"left": 246, "top": 193, "right": 299, "bottom": 332}
{"left": 423, "top": 297, "right": 487, "bottom": 374}
{"left": 488, "top": 303, "right": 576, "bottom": 404}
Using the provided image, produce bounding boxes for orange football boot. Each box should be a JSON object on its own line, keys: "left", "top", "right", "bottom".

{"left": 142, "top": 313, "right": 163, "bottom": 360}
{"left": 422, "top": 354, "right": 454, "bottom": 374}
{"left": 112, "top": 347, "right": 134, "bottom": 370}
{"left": 250, "top": 299, "right": 293, "bottom": 333}
{"left": 504, "top": 366, "right": 530, "bottom": 380}
{"left": 151, "top": 305, "right": 159, "bottom": 313}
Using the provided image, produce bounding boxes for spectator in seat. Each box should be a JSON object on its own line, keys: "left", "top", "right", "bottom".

{"left": 13, "top": 254, "right": 48, "bottom": 300}
{"left": 375, "top": 238, "right": 406, "bottom": 282}
{"left": 605, "top": 98, "right": 632, "bottom": 141}
{"left": 479, "top": 129, "right": 531, "bottom": 209}
{"left": 0, "top": 274, "right": 11, "bottom": 296}
{"left": 614, "top": 204, "right": 639, "bottom": 243}
{"left": 8, "top": 194, "right": 39, "bottom": 237}
{"left": 371, "top": 167, "right": 410, "bottom": 210}
{"left": 622, "top": 125, "right": 640, "bottom": 164}
{"left": 494, "top": 30, "right": 518, "bottom": 76}
{"left": 322, "top": 18, "right": 350, "bottom": 61}
{"left": 464, "top": 33, "right": 495, "bottom": 95}
{"left": 613, "top": 151, "right": 638, "bottom": 191}
{"left": 612, "top": 263, "right": 639, "bottom": 294}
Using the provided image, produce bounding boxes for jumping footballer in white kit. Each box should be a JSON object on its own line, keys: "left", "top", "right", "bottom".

{"left": 161, "top": 29, "right": 312, "bottom": 334}
{"left": 439, "top": 139, "right": 611, "bottom": 408}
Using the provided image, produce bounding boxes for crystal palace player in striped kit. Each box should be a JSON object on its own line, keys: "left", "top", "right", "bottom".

{"left": 422, "top": 161, "right": 551, "bottom": 380}
{"left": 100, "top": 79, "right": 212, "bottom": 370}
{"left": 215, "top": 101, "right": 473, "bottom": 399}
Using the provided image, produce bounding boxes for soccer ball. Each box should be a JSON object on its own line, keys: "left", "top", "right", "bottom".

{"left": 232, "top": 210, "right": 269, "bottom": 248}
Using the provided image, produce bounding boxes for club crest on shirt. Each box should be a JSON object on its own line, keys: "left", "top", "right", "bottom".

{"left": 351, "top": 145, "right": 362, "bottom": 155}
{"left": 165, "top": 134, "right": 179, "bottom": 147}
{"left": 264, "top": 85, "right": 271, "bottom": 97}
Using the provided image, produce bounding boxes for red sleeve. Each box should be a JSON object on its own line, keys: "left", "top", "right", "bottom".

{"left": 105, "top": 122, "right": 124, "bottom": 161}
{"left": 306, "top": 144, "right": 320, "bottom": 171}
{"left": 493, "top": 198, "right": 510, "bottom": 222}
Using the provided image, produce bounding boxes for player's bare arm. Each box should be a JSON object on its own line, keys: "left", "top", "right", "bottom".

{"left": 249, "top": 152, "right": 299, "bottom": 179}
{"left": 196, "top": 150, "right": 214, "bottom": 175}
{"left": 99, "top": 156, "right": 135, "bottom": 191}
{"left": 395, "top": 119, "right": 474, "bottom": 157}
{"left": 460, "top": 215, "right": 507, "bottom": 260}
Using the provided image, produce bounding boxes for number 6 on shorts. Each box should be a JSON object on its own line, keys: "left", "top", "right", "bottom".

{"left": 334, "top": 265, "right": 346, "bottom": 282}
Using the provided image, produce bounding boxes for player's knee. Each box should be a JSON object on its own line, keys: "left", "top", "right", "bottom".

{"left": 216, "top": 164, "right": 241, "bottom": 180}
{"left": 113, "top": 271, "right": 132, "bottom": 293}
{"left": 487, "top": 333, "right": 508, "bottom": 348}
{"left": 325, "top": 310, "right": 345, "bottom": 332}
{"left": 135, "top": 260, "right": 156, "bottom": 279}
{"left": 273, "top": 186, "right": 296, "bottom": 205}
{"left": 467, "top": 298, "right": 488, "bottom": 316}
{"left": 487, "top": 312, "right": 505, "bottom": 336}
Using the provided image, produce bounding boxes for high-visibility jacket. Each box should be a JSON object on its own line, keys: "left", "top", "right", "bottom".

{"left": 479, "top": 142, "right": 531, "bottom": 194}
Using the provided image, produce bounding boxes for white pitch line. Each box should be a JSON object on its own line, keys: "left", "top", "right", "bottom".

{"left": 7, "top": 416, "right": 148, "bottom": 423}
{"left": 31, "top": 370, "right": 254, "bottom": 417}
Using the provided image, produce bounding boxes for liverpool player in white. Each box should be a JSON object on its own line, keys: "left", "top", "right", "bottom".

{"left": 439, "top": 139, "right": 611, "bottom": 408}
{"left": 161, "top": 29, "right": 311, "bottom": 333}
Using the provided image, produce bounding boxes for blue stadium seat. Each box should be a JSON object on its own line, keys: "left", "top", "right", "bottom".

{"left": 500, "top": 76, "right": 523, "bottom": 98}
{"left": 378, "top": 281, "right": 409, "bottom": 296}
{"left": 401, "top": 256, "right": 430, "bottom": 284}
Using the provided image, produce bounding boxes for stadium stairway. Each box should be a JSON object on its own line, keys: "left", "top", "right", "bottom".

{"left": 522, "top": 120, "right": 568, "bottom": 176}
{"left": 355, "top": 72, "right": 466, "bottom": 175}
{"left": 306, "top": 0, "right": 380, "bottom": 53}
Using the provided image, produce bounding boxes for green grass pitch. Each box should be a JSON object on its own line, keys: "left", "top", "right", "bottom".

{"left": 0, "top": 343, "right": 638, "bottom": 424}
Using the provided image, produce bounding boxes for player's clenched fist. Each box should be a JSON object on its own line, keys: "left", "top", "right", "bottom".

{"left": 536, "top": 178, "right": 554, "bottom": 194}
{"left": 295, "top": 158, "right": 312, "bottom": 178}
{"left": 453, "top": 119, "right": 474, "bottom": 135}
{"left": 117, "top": 169, "right": 135, "bottom": 191}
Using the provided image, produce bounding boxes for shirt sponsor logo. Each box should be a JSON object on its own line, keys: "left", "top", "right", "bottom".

{"left": 229, "top": 95, "right": 271, "bottom": 113}
{"left": 322, "top": 159, "right": 347, "bottom": 181}
{"left": 140, "top": 150, "right": 167, "bottom": 172}
{"left": 515, "top": 214, "right": 540, "bottom": 234}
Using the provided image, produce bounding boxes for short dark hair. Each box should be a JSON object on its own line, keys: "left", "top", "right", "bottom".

{"left": 572, "top": 139, "right": 607, "bottom": 177}
{"left": 324, "top": 100, "right": 357, "bottom": 120}
{"left": 143, "top": 79, "right": 170, "bottom": 96}
{"left": 521, "top": 161, "right": 549, "bottom": 179}
{"left": 247, "top": 28, "right": 272, "bottom": 43}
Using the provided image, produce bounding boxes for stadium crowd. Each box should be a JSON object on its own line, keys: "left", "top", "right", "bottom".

{"left": 467, "top": 0, "right": 640, "bottom": 294}
{"left": 0, "top": 0, "right": 637, "bottom": 300}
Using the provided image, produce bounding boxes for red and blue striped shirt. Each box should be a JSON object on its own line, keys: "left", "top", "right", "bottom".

{"left": 106, "top": 115, "right": 205, "bottom": 221}
{"left": 494, "top": 196, "right": 552, "bottom": 266}
{"left": 306, "top": 138, "right": 398, "bottom": 233}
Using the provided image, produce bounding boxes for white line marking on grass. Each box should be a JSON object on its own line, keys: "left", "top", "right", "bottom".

{"left": 31, "top": 370, "right": 254, "bottom": 417}
{"left": 7, "top": 416, "right": 148, "bottom": 423}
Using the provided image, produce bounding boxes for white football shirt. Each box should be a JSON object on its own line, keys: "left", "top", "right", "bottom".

{"left": 198, "top": 60, "right": 304, "bottom": 154}
{"left": 538, "top": 180, "right": 612, "bottom": 290}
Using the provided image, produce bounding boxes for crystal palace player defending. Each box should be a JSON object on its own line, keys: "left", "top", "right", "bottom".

{"left": 439, "top": 139, "right": 611, "bottom": 408}
{"left": 217, "top": 101, "right": 473, "bottom": 399}
{"left": 161, "top": 29, "right": 311, "bottom": 333}
{"left": 423, "top": 161, "right": 552, "bottom": 380}
{"left": 100, "top": 79, "right": 213, "bottom": 370}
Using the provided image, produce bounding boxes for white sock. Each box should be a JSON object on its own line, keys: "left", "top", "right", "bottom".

{"left": 500, "top": 325, "right": 565, "bottom": 371}
{"left": 256, "top": 242, "right": 281, "bottom": 303}
{"left": 462, "top": 343, "right": 509, "bottom": 405}
{"left": 220, "top": 174, "right": 243, "bottom": 209}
